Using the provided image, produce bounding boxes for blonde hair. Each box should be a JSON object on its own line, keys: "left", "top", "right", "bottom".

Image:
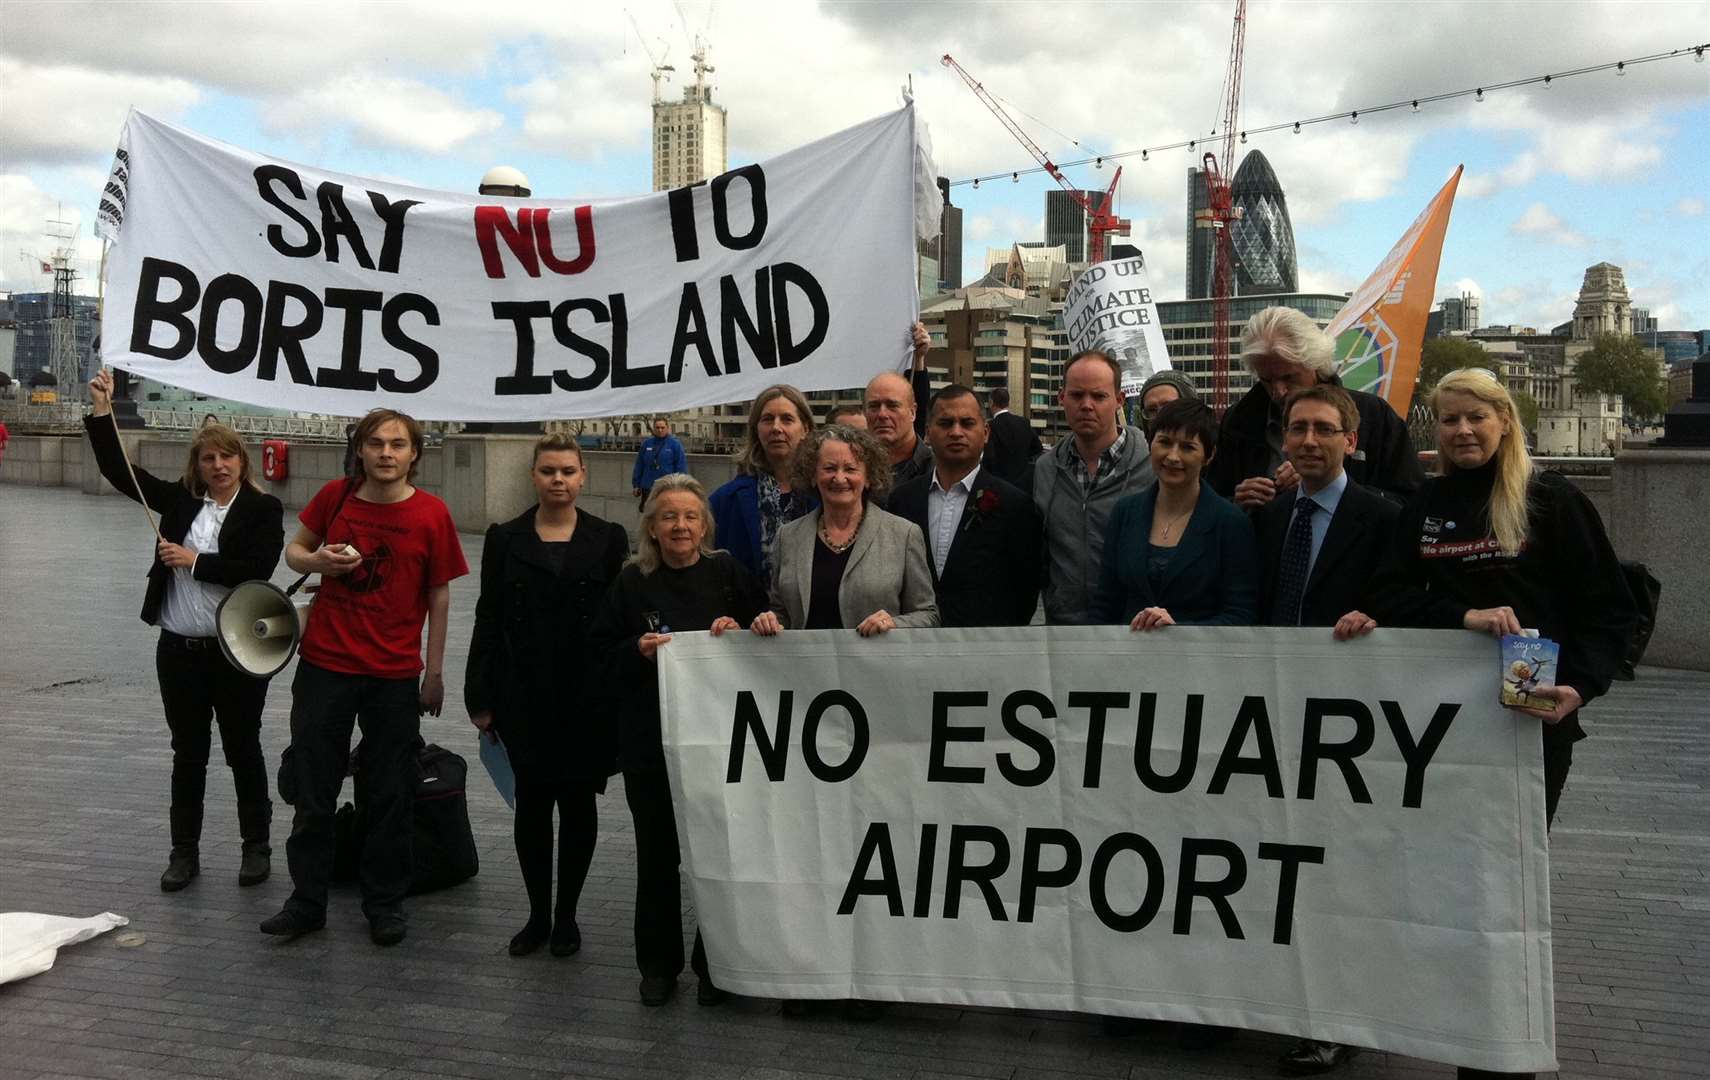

{"left": 1434, "top": 368, "right": 1532, "bottom": 556}
{"left": 1240, "top": 306, "right": 1336, "bottom": 376}
{"left": 738, "top": 385, "right": 815, "bottom": 477}
{"left": 633, "top": 473, "right": 718, "bottom": 575}
{"left": 181, "top": 424, "right": 258, "bottom": 496}
{"left": 532, "top": 431, "right": 583, "bottom": 464}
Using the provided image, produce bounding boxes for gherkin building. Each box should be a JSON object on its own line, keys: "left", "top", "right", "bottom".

{"left": 1229, "top": 151, "right": 1297, "bottom": 294}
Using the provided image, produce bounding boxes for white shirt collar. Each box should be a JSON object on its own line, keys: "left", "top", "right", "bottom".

{"left": 931, "top": 464, "right": 980, "bottom": 495}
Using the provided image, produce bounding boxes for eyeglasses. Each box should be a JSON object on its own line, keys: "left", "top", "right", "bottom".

{"left": 1284, "top": 422, "right": 1347, "bottom": 438}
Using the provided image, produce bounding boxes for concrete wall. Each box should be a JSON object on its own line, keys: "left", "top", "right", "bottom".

{"left": 1610, "top": 449, "right": 1710, "bottom": 671}
{"left": 1, "top": 432, "right": 738, "bottom": 544}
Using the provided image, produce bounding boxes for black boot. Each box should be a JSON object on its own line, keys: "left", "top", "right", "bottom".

{"left": 160, "top": 848, "right": 199, "bottom": 892}
{"left": 238, "top": 842, "right": 271, "bottom": 886}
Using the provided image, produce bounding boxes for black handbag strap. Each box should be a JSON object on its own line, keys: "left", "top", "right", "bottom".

{"left": 286, "top": 477, "right": 360, "bottom": 596}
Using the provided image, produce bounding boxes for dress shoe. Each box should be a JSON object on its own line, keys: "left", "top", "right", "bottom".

{"left": 160, "top": 851, "right": 200, "bottom": 892}
{"left": 509, "top": 920, "right": 550, "bottom": 957}
{"left": 259, "top": 907, "right": 325, "bottom": 937}
{"left": 549, "top": 921, "right": 581, "bottom": 957}
{"left": 639, "top": 975, "right": 677, "bottom": 1006}
{"left": 369, "top": 913, "right": 407, "bottom": 947}
{"left": 237, "top": 845, "right": 271, "bottom": 887}
{"left": 1279, "top": 1039, "right": 1360, "bottom": 1075}
{"left": 696, "top": 979, "right": 729, "bottom": 1006}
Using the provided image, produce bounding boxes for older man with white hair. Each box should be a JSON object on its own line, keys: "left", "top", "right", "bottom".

{"left": 1207, "top": 307, "right": 1423, "bottom": 510}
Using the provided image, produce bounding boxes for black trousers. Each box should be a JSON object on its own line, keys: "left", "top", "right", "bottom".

{"left": 283, "top": 660, "right": 418, "bottom": 920}
{"left": 623, "top": 767, "right": 707, "bottom": 981}
{"left": 155, "top": 632, "right": 271, "bottom": 854}
{"left": 513, "top": 764, "right": 598, "bottom": 928}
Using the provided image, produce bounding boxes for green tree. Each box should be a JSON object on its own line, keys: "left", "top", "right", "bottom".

{"left": 1416, "top": 336, "right": 1490, "bottom": 391}
{"left": 1512, "top": 389, "right": 1539, "bottom": 433}
{"left": 1573, "top": 333, "right": 1669, "bottom": 422}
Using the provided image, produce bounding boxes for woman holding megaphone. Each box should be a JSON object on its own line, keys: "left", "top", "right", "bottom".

{"left": 84, "top": 369, "right": 285, "bottom": 893}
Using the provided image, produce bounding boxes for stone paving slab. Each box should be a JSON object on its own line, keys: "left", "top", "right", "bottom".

{"left": 2, "top": 484, "right": 1707, "bottom": 1079}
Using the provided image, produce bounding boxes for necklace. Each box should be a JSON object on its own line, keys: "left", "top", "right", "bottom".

{"left": 1157, "top": 503, "right": 1194, "bottom": 542}
{"left": 819, "top": 512, "right": 862, "bottom": 553}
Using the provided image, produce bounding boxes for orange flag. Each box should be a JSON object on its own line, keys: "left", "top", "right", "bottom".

{"left": 1328, "top": 166, "right": 1463, "bottom": 416}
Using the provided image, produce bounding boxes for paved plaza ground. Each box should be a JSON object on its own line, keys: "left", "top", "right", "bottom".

{"left": 1, "top": 484, "right": 1707, "bottom": 1080}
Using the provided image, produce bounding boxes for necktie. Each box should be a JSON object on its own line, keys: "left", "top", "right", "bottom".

{"left": 1274, "top": 497, "right": 1319, "bottom": 626}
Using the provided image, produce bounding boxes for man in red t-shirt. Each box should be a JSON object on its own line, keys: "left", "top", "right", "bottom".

{"left": 261, "top": 409, "right": 467, "bottom": 946}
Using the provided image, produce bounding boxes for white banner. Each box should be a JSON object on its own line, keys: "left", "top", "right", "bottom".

{"left": 1062, "top": 255, "right": 1170, "bottom": 393}
{"left": 98, "top": 106, "right": 924, "bottom": 421}
{"left": 659, "top": 626, "right": 1555, "bottom": 1074}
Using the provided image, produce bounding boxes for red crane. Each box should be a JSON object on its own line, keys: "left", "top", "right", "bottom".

{"left": 1200, "top": 0, "right": 1248, "bottom": 412}
{"left": 941, "top": 55, "right": 1130, "bottom": 265}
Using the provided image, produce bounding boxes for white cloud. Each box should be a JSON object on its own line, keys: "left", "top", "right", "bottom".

{"left": 0, "top": 59, "right": 200, "bottom": 164}
{"left": 0, "top": 174, "right": 106, "bottom": 296}
{"left": 1451, "top": 277, "right": 1484, "bottom": 299}
{"left": 1674, "top": 197, "right": 1706, "bottom": 217}
{"left": 1510, "top": 202, "right": 1587, "bottom": 246}
{"left": 265, "top": 76, "right": 503, "bottom": 154}
{"left": 1459, "top": 152, "right": 1539, "bottom": 199}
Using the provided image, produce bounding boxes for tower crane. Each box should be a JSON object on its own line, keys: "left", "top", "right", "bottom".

{"left": 941, "top": 55, "right": 1130, "bottom": 265}
{"left": 626, "top": 10, "right": 675, "bottom": 102}
{"left": 1199, "top": 0, "right": 1248, "bottom": 412}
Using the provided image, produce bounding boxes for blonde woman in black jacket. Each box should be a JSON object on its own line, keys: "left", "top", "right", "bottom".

{"left": 84, "top": 370, "right": 284, "bottom": 893}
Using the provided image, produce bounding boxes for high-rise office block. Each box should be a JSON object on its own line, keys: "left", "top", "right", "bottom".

{"left": 1045, "top": 189, "right": 1093, "bottom": 264}
{"left": 1441, "top": 292, "right": 1482, "bottom": 334}
{"left": 1186, "top": 168, "right": 1214, "bottom": 298}
{"left": 652, "top": 52, "right": 727, "bottom": 191}
{"left": 1187, "top": 151, "right": 1297, "bottom": 298}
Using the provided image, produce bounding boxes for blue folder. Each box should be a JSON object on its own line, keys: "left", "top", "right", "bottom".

{"left": 478, "top": 731, "right": 516, "bottom": 809}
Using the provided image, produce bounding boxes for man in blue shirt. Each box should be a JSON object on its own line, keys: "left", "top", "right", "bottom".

{"left": 632, "top": 417, "right": 687, "bottom": 510}
{"left": 1257, "top": 383, "right": 1398, "bottom": 1077}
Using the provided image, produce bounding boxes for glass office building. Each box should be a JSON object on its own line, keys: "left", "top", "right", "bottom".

{"left": 1228, "top": 151, "right": 1298, "bottom": 295}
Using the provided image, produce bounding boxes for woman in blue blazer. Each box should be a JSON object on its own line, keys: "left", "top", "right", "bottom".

{"left": 1095, "top": 399, "right": 1259, "bottom": 629}
{"left": 709, "top": 385, "right": 817, "bottom": 580}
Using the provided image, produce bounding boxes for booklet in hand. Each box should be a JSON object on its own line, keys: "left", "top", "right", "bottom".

{"left": 1500, "top": 632, "right": 1561, "bottom": 708}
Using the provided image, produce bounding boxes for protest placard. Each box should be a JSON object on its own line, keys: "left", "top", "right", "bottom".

{"left": 97, "top": 105, "right": 926, "bottom": 420}
{"left": 659, "top": 626, "right": 1555, "bottom": 1074}
{"left": 1061, "top": 254, "right": 1171, "bottom": 393}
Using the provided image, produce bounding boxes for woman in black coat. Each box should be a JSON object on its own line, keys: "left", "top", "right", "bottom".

{"left": 590, "top": 473, "right": 768, "bottom": 1008}
{"left": 83, "top": 370, "right": 285, "bottom": 893}
{"left": 466, "top": 434, "right": 628, "bottom": 958}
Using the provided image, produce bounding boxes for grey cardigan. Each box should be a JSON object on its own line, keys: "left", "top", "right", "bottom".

{"left": 769, "top": 505, "right": 940, "bottom": 629}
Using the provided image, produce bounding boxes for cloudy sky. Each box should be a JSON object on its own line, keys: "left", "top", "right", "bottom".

{"left": 4, "top": 0, "right": 1707, "bottom": 331}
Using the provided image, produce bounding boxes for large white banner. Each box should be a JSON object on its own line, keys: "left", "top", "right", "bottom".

{"left": 1062, "top": 254, "right": 1170, "bottom": 394}
{"left": 97, "top": 106, "right": 924, "bottom": 421}
{"left": 659, "top": 626, "right": 1555, "bottom": 1074}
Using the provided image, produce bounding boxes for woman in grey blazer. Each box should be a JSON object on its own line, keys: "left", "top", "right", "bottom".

{"left": 751, "top": 425, "right": 938, "bottom": 635}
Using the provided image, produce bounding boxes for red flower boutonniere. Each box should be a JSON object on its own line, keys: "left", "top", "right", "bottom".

{"left": 963, "top": 487, "right": 1002, "bottom": 533}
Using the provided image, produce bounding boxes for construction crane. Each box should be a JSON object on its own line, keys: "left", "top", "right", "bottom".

{"left": 1199, "top": 0, "right": 1248, "bottom": 412}
{"left": 941, "top": 55, "right": 1130, "bottom": 265}
{"left": 625, "top": 10, "right": 675, "bottom": 102}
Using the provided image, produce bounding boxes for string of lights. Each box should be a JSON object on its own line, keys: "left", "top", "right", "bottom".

{"left": 951, "top": 42, "right": 1708, "bottom": 189}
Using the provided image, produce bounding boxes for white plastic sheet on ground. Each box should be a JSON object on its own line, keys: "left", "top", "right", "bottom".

{"left": 0, "top": 911, "right": 129, "bottom": 985}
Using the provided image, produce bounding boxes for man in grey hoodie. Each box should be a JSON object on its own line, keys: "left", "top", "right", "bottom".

{"left": 1030, "top": 350, "right": 1155, "bottom": 624}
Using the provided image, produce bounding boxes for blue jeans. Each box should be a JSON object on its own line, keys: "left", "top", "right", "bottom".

{"left": 283, "top": 660, "right": 418, "bottom": 920}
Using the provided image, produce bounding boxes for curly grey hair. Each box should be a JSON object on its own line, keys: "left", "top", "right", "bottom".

{"left": 790, "top": 424, "right": 893, "bottom": 505}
